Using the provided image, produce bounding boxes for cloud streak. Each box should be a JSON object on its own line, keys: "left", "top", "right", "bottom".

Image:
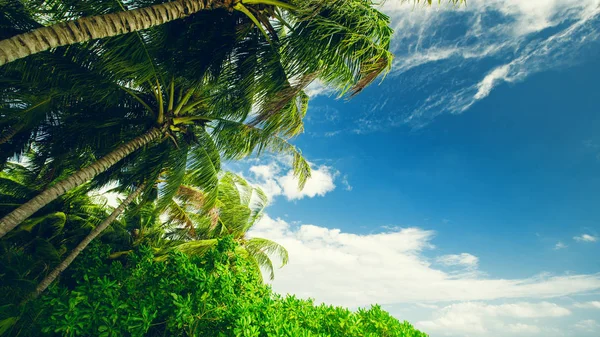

{"left": 575, "top": 319, "right": 600, "bottom": 332}
{"left": 344, "top": 0, "right": 600, "bottom": 131}
{"left": 417, "top": 301, "right": 572, "bottom": 336}
{"left": 436, "top": 253, "right": 479, "bottom": 269}
{"left": 554, "top": 241, "right": 568, "bottom": 250}
{"left": 574, "top": 234, "right": 598, "bottom": 243}
{"left": 574, "top": 301, "right": 600, "bottom": 309}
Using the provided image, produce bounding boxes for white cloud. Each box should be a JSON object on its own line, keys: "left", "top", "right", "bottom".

{"left": 249, "top": 214, "right": 600, "bottom": 308}
{"left": 574, "top": 301, "right": 600, "bottom": 309}
{"left": 486, "top": 302, "right": 571, "bottom": 318}
{"left": 348, "top": 0, "right": 600, "bottom": 130}
{"left": 575, "top": 319, "right": 600, "bottom": 331}
{"left": 247, "top": 163, "right": 283, "bottom": 198}
{"left": 437, "top": 253, "right": 479, "bottom": 269}
{"left": 417, "top": 302, "right": 569, "bottom": 336}
{"left": 506, "top": 323, "right": 541, "bottom": 334}
{"left": 554, "top": 241, "right": 568, "bottom": 250}
{"left": 255, "top": 177, "right": 283, "bottom": 200}
{"left": 474, "top": 65, "right": 511, "bottom": 100}
{"left": 574, "top": 234, "right": 598, "bottom": 243}
{"left": 277, "top": 166, "right": 337, "bottom": 200}
{"left": 341, "top": 174, "right": 353, "bottom": 191}
{"left": 416, "top": 303, "right": 440, "bottom": 309}
{"left": 249, "top": 164, "right": 277, "bottom": 180}
{"left": 323, "top": 130, "right": 342, "bottom": 137}
{"left": 304, "top": 79, "right": 337, "bottom": 98}
{"left": 245, "top": 158, "right": 341, "bottom": 201}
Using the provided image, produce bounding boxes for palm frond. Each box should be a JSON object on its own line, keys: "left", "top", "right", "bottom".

{"left": 246, "top": 237, "right": 289, "bottom": 267}
{"left": 168, "top": 239, "right": 218, "bottom": 257}
{"left": 183, "top": 129, "right": 221, "bottom": 210}
{"left": 281, "top": 0, "right": 394, "bottom": 96}
{"left": 244, "top": 244, "right": 275, "bottom": 280}
{"left": 248, "top": 186, "right": 268, "bottom": 231}
{"left": 164, "top": 198, "right": 197, "bottom": 238}
{"left": 211, "top": 119, "right": 311, "bottom": 188}
{"left": 155, "top": 139, "right": 190, "bottom": 211}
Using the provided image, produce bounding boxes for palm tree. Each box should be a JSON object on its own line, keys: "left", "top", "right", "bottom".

{"left": 0, "top": 80, "right": 311, "bottom": 238}
{"left": 0, "top": 0, "right": 396, "bottom": 237}
{"left": 29, "top": 182, "right": 147, "bottom": 299}
{"left": 21, "top": 112, "right": 228, "bottom": 298}
{"left": 84, "top": 171, "right": 287, "bottom": 280}
{"left": 0, "top": 159, "right": 112, "bottom": 305}
{"left": 26, "top": 120, "right": 255, "bottom": 298}
{"left": 1, "top": 0, "right": 396, "bottom": 146}
{"left": 0, "top": 0, "right": 396, "bottom": 69}
{"left": 0, "top": 47, "right": 311, "bottom": 238}
{"left": 0, "top": 128, "right": 164, "bottom": 238}
{"left": 163, "top": 172, "right": 288, "bottom": 280}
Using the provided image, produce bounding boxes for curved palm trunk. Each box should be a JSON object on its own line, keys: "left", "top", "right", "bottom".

{"left": 0, "top": 127, "right": 163, "bottom": 238}
{"left": 29, "top": 182, "right": 147, "bottom": 300}
{"left": 0, "top": 0, "right": 229, "bottom": 66}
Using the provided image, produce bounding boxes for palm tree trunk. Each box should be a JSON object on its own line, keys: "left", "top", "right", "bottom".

{"left": 0, "top": 127, "right": 163, "bottom": 239}
{"left": 0, "top": 126, "right": 20, "bottom": 145}
{"left": 29, "top": 182, "right": 147, "bottom": 300}
{"left": 0, "top": 0, "right": 230, "bottom": 66}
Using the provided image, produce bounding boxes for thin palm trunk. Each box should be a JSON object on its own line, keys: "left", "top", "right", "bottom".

{"left": 0, "top": 126, "right": 20, "bottom": 145}
{"left": 0, "top": 0, "right": 228, "bottom": 66}
{"left": 29, "top": 182, "right": 147, "bottom": 300}
{"left": 0, "top": 127, "right": 163, "bottom": 238}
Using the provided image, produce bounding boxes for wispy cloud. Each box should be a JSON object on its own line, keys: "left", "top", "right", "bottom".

{"left": 574, "top": 301, "right": 600, "bottom": 309}
{"left": 574, "top": 234, "right": 598, "bottom": 243}
{"left": 417, "top": 301, "right": 570, "bottom": 336}
{"left": 575, "top": 319, "right": 600, "bottom": 332}
{"left": 341, "top": 0, "right": 600, "bottom": 131}
{"left": 304, "top": 80, "right": 337, "bottom": 98}
{"left": 341, "top": 174, "right": 353, "bottom": 191}
{"left": 437, "top": 253, "right": 479, "bottom": 269}
{"left": 323, "top": 130, "right": 342, "bottom": 137}
{"left": 554, "top": 241, "right": 568, "bottom": 250}
{"left": 474, "top": 64, "right": 511, "bottom": 100}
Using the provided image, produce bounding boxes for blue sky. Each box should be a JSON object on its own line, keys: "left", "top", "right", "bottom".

{"left": 238, "top": 1, "right": 600, "bottom": 336}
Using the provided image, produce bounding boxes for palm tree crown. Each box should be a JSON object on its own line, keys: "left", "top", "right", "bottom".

{"left": 158, "top": 171, "right": 286, "bottom": 280}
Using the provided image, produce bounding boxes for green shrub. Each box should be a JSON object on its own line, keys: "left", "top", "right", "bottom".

{"left": 2, "top": 237, "right": 427, "bottom": 337}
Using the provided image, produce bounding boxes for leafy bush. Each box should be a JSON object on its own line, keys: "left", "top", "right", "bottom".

{"left": 2, "top": 237, "right": 427, "bottom": 337}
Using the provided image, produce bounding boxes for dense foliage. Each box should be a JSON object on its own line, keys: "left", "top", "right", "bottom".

{"left": 2, "top": 237, "right": 427, "bottom": 337}
{"left": 0, "top": 168, "right": 428, "bottom": 336}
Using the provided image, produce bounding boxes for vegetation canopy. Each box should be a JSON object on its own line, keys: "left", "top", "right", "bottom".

{"left": 2, "top": 237, "right": 428, "bottom": 337}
